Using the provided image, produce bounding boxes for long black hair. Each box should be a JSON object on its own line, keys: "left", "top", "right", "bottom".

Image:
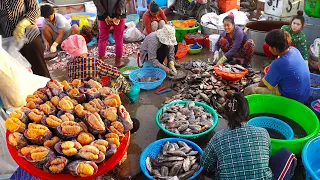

{"left": 224, "top": 93, "right": 249, "bottom": 129}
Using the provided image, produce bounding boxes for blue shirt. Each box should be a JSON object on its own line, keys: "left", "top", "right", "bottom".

{"left": 263, "top": 47, "right": 310, "bottom": 103}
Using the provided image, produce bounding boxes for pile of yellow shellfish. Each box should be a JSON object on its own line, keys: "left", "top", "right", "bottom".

{"left": 5, "top": 79, "right": 133, "bottom": 177}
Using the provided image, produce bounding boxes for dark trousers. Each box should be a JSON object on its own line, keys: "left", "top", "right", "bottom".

{"left": 20, "top": 36, "right": 50, "bottom": 78}
{"left": 156, "top": 44, "right": 178, "bottom": 64}
{"left": 269, "top": 148, "right": 297, "bottom": 180}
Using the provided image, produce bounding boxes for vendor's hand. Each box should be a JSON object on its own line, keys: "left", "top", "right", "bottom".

{"left": 168, "top": 61, "right": 177, "bottom": 73}
{"left": 113, "top": 18, "right": 120, "bottom": 25}
{"left": 13, "top": 18, "right": 31, "bottom": 42}
{"left": 44, "top": 41, "right": 50, "bottom": 50}
{"left": 105, "top": 16, "right": 113, "bottom": 25}
{"left": 50, "top": 42, "right": 58, "bottom": 53}
{"left": 164, "top": 67, "right": 171, "bottom": 74}
{"left": 217, "top": 56, "right": 228, "bottom": 64}
{"left": 213, "top": 51, "right": 219, "bottom": 62}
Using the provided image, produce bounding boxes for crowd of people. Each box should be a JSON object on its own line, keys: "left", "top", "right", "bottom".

{"left": 0, "top": 0, "right": 314, "bottom": 179}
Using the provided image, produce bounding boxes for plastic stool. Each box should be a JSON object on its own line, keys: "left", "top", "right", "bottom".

{"left": 134, "top": 0, "right": 148, "bottom": 15}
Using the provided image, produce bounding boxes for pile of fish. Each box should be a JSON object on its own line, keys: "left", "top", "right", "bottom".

{"left": 137, "top": 77, "right": 160, "bottom": 82}
{"left": 159, "top": 101, "right": 213, "bottom": 135}
{"left": 145, "top": 141, "right": 201, "bottom": 180}
{"left": 216, "top": 64, "right": 246, "bottom": 73}
{"left": 166, "top": 60, "right": 262, "bottom": 115}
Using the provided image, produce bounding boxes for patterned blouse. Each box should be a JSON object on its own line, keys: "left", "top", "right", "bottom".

{"left": 68, "top": 57, "right": 130, "bottom": 93}
{"left": 281, "top": 25, "right": 308, "bottom": 60}
{"left": 0, "top": 0, "right": 40, "bottom": 43}
{"left": 201, "top": 124, "right": 273, "bottom": 180}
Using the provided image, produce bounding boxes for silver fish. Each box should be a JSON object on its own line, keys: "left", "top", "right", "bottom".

{"left": 161, "top": 166, "right": 169, "bottom": 177}
{"left": 169, "top": 163, "right": 182, "bottom": 176}
{"left": 167, "top": 151, "right": 187, "bottom": 157}
{"left": 183, "top": 157, "right": 191, "bottom": 172}
{"left": 162, "top": 141, "right": 170, "bottom": 152}
{"left": 178, "top": 169, "right": 197, "bottom": 180}
{"left": 172, "top": 143, "right": 180, "bottom": 150}
{"left": 160, "top": 157, "right": 184, "bottom": 162}
{"left": 191, "top": 163, "right": 200, "bottom": 171}
{"left": 146, "top": 156, "right": 152, "bottom": 172}
{"left": 168, "top": 144, "right": 175, "bottom": 152}
{"left": 187, "top": 151, "right": 199, "bottom": 156}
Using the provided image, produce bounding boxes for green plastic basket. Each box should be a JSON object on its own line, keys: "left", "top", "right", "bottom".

{"left": 170, "top": 21, "right": 200, "bottom": 42}
{"left": 119, "top": 66, "right": 139, "bottom": 78}
{"left": 246, "top": 94, "right": 320, "bottom": 155}
{"left": 155, "top": 100, "right": 218, "bottom": 139}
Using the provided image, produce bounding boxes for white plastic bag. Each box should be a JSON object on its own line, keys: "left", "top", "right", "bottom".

{"left": 0, "top": 47, "right": 49, "bottom": 109}
{"left": 124, "top": 27, "right": 145, "bottom": 42}
{"left": 313, "top": 38, "right": 320, "bottom": 57}
{"left": 84, "top": 1, "right": 97, "bottom": 14}
{"left": 1, "top": 37, "right": 31, "bottom": 70}
{"left": 0, "top": 115, "right": 18, "bottom": 178}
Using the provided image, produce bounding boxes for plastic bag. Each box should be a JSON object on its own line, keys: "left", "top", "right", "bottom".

{"left": 0, "top": 47, "right": 49, "bottom": 109}
{"left": 1, "top": 37, "right": 31, "bottom": 70}
{"left": 0, "top": 115, "right": 18, "bottom": 178}
{"left": 313, "top": 38, "right": 320, "bottom": 57}
{"left": 124, "top": 27, "right": 145, "bottom": 42}
{"left": 84, "top": 1, "right": 97, "bottom": 14}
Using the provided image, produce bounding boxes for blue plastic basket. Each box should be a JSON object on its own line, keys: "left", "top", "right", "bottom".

{"left": 302, "top": 135, "right": 320, "bottom": 180}
{"left": 139, "top": 138, "right": 203, "bottom": 180}
{"left": 129, "top": 68, "right": 166, "bottom": 90}
{"left": 248, "top": 116, "right": 294, "bottom": 140}
{"left": 125, "top": 14, "right": 140, "bottom": 26}
{"left": 308, "top": 73, "right": 320, "bottom": 103}
{"left": 311, "top": 100, "right": 320, "bottom": 116}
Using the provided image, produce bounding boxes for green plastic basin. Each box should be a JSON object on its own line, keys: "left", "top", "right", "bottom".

{"left": 155, "top": 100, "right": 218, "bottom": 139}
{"left": 246, "top": 94, "right": 320, "bottom": 155}
{"left": 169, "top": 21, "right": 200, "bottom": 42}
{"left": 119, "top": 66, "right": 139, "bottom": 78}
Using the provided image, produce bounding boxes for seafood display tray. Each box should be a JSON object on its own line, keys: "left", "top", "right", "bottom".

{"left": 6, "top": 131, "right": 130, "bottom": 180}
{"left": 156, "top": 100, "right": 218, "bottom": 139}
{"left": 140, "top": 138, "right": 203, "bottom": 180}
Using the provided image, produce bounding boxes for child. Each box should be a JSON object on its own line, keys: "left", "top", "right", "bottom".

{"left": 61, "top": 34, "right": 130, "bottom": 93}
{"left": 40, "top": 4, "right": 80, "bottom": 53}
{"left": 202, "top": 93, "right": 296, "bottom": 179}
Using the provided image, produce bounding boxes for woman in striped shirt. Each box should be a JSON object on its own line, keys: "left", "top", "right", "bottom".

{"left": 0, "top": 0, "right": 50, "bottom": 78}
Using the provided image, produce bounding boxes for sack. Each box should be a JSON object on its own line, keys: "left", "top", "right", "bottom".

{"left": 0, "top": 114, "right": 18, "bottom": 178}
{"left": 1, "top": 37, "right": 31, "bottom": 70}
{"left": 308, "top": 45, "right": 318, "bottom": 70}
{"left": 124, "top": 27, "right": 145, "bottom": 42}
{"left": 313, "top": 38, "right": 320, "bottom": 58}
{"left": 0, "top": 47, "right": 49, "bottom": 109}
{"left": 84, "top": 1, "right": 97, "bottom": 14}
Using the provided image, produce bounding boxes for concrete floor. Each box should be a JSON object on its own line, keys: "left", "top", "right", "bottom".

{"left": 47, "top": 14, "right": 306, "bottom": 178}
{"left": 49, "top": 47, "right": 295, "bottom": 179}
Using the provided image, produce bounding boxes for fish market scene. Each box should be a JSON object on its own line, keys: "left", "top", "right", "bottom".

{"left": 2, "top": 0, "right": 320, "bottom": 179}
